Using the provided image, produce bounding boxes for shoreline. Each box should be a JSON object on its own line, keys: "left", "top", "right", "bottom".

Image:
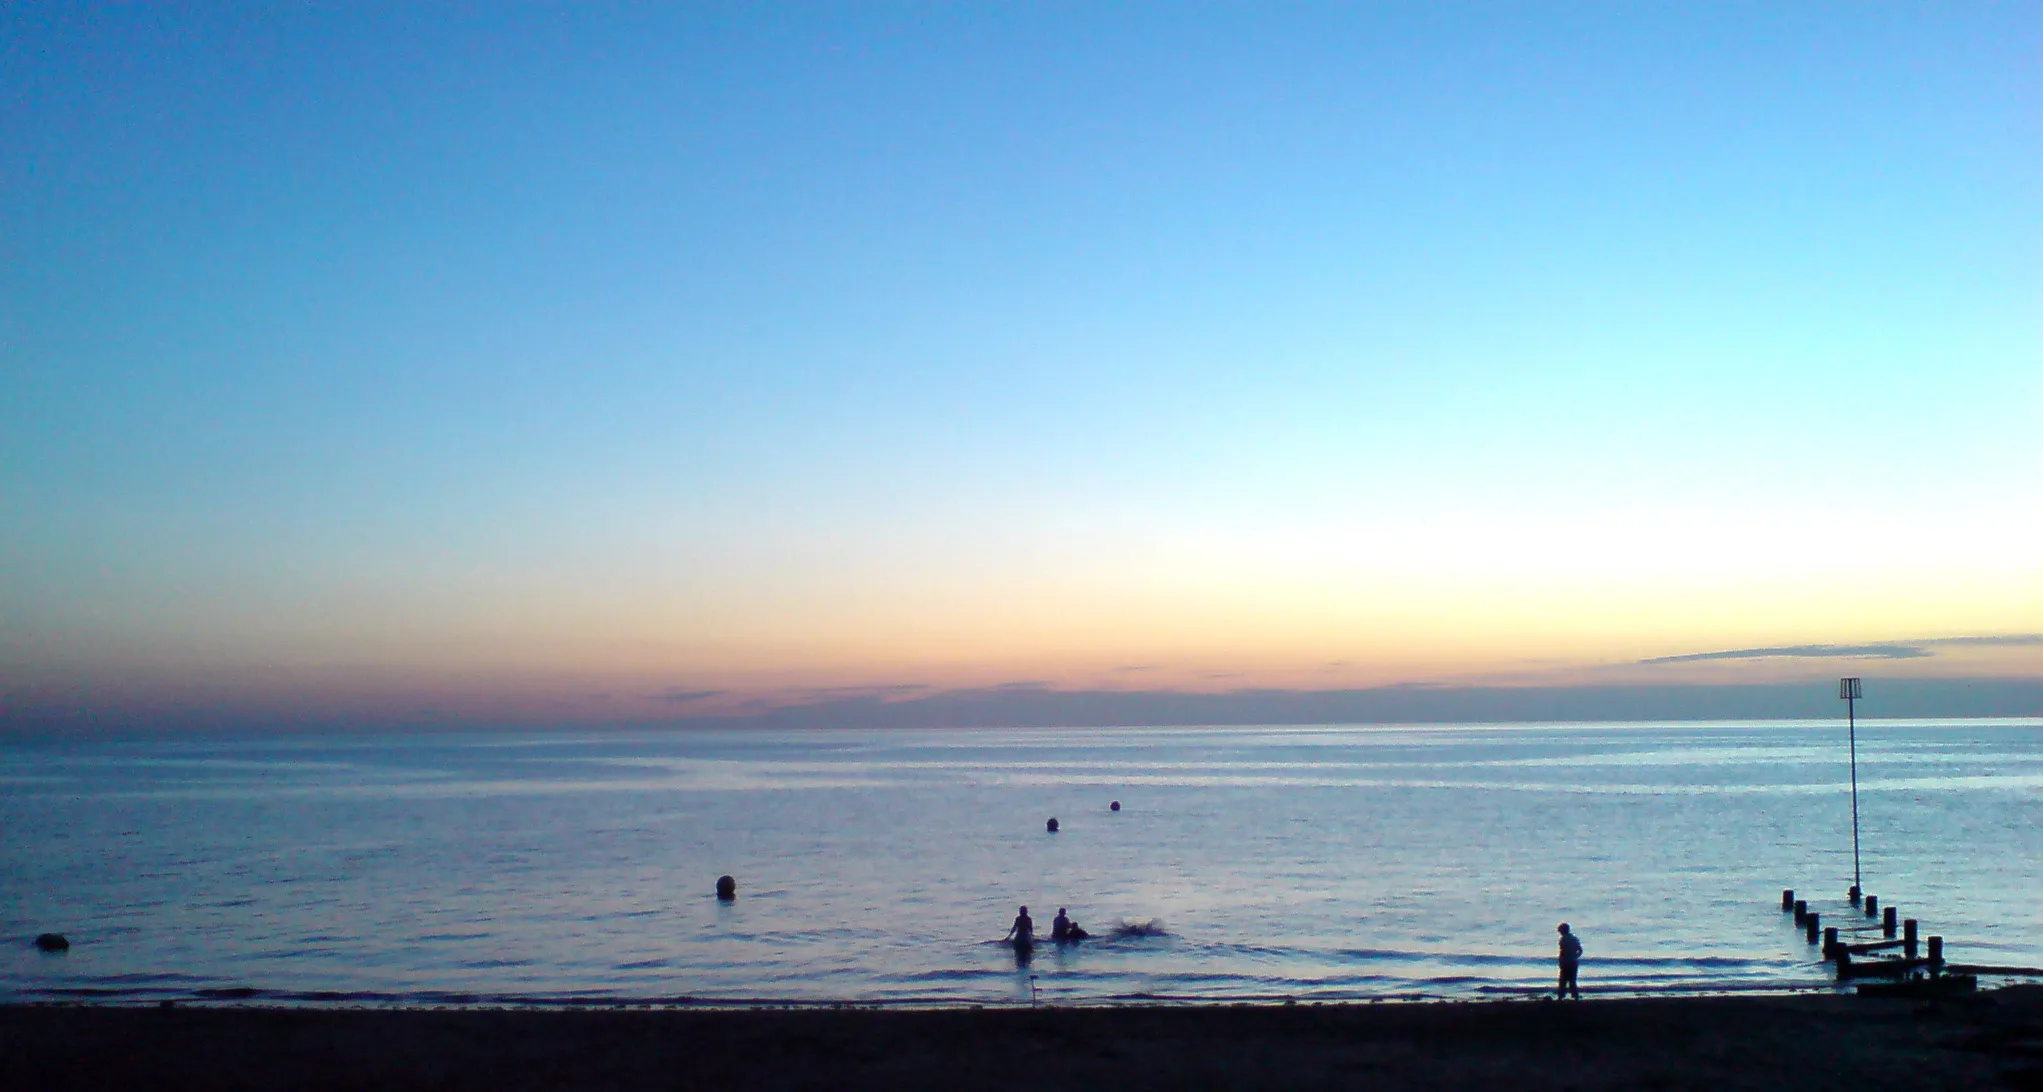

{"left": 6, "top": 987, "right": 2042, "bottom": 1090}
{"left": 1, "top": 978, "right": 1861, "bottom": 1010}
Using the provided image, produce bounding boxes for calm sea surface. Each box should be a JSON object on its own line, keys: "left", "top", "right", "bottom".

{"left": 4, "top": 720, "right": 2041, "bottom": 1005}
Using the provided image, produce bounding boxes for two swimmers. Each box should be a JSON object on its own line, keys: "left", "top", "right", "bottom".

{"left": 1005, "top": 905, "right": 1090, "bottom": 948}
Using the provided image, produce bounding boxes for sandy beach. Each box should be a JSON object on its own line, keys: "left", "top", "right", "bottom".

{"left": 5, "top": 988, "right": 2042, "bottom": 1091}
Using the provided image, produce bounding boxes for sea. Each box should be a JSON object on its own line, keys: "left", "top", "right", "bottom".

{"left": 4, "top": 719, "right": 2040, "bottom": 1007}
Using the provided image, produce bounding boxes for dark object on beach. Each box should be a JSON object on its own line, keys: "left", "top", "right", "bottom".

{"left": 34, "top": 933, "right": 68, "bottom": 952}
{"left": 1110, "top": 801, "right": 1120, "bottom": 811}
{"left": 1046, "top": 817, "right": 1059, "bottom": 832}
{"left": 715, "top": 876, "right": 736, "bottom": 901}
{"left": 1856, "top": 974, "right": 1976, "bottom": 998}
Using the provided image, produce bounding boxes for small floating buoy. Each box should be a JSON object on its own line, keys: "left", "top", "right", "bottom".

{"left": 1110, "top": 801, "right": 1120, "bottom": 812}
{"left": 34, "top": 933, "right": 68, "bottom": 952}
{"left": 1046, "top": 818, "right": 1059, "bottom": 832}
{"left": 715, "top": 875, "right": 736, "bottom": 900}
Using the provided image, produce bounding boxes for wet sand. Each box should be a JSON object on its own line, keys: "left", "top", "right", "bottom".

{"left": 5, "top": 988, "right": 2043, "bottom": 1090}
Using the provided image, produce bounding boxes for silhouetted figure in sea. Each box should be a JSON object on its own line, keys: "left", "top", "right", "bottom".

{"left": 1557, "top": 923, "right": 1583, "bottom": 1000}
{"left": 1051, "top": 908, "right": 1089, "bottom": 942}
{"left": 1006, "top": 905, "right": 1034, "bottom": 956}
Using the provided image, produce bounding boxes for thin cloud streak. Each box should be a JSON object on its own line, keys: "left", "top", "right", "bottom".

{"left": 652, "top": 688, "right": 727, "bottom": 703}
{"left": 1639, "top": 635, "right": 2043, "bottom": 665}
{"left": 669, "top": 679, "right": 2043, "bottom": 731}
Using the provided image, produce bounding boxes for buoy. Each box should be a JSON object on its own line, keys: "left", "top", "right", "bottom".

{"left": 34, "top": 933, "right": 68, "bottom": 952}
{"left": 715, "top": 875, "right": 736, "bottom": 900}
{"left": 1046, "top": 818, "right": 1059, "bottom": 832}
{"left": 1110, "top": 801, "right": 1121, "bottom": 812}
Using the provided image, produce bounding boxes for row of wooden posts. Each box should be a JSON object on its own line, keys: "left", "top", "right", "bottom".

{"left": 1781, "top": 888, "right": 1944, "bottom": 980}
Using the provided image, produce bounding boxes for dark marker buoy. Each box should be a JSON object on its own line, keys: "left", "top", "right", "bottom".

{"left": 34, "top": 933, "right": 68, "bottom": 952}
{"left": 1110, "top": 801, "right": 1120, "bottom": 812}
{"left": 1046, "top": 817, "right": 1059, "bottom": 832}
{"left": 715, "top": 875, "right": 736, "bottom": 901}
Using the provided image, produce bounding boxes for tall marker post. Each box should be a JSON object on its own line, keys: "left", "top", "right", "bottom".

{"left": 1840, "top": 677, "right": 1863, "bottom": 902}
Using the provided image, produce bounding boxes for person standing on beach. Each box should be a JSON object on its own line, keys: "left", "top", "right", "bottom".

{"left": 1556, "top": 923, "right": 1583, "bottom": 1000}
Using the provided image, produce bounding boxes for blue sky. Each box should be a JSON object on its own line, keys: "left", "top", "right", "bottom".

{"left": 3, "top": 4, "right": 2038, "bottom": 727}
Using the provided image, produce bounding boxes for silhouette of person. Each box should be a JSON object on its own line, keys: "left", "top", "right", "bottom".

{"left": 1006, "top": 906, "right": 1034, "bottom": 947}
{"left": 1557, "top": 923, "right": 1583, "bottom": 1000}
{"left": 1051, "top": 908, "right": 1071, "bottom": 940}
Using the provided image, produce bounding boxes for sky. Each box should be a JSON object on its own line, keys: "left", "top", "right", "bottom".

{"left": 3, "top": 3, "right": 2039, "bottom": 729}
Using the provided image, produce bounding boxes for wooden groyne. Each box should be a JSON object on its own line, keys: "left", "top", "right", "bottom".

{"left": 1778, "top": 887, "right": 1982, "bottom": 993}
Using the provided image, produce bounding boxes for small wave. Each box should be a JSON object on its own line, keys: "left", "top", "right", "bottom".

{"left": 1111, "top": 919, "right": 1168, "bottom": 938}
{"left": 884, "top": 968, "right": 1004, "bottom": 983}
